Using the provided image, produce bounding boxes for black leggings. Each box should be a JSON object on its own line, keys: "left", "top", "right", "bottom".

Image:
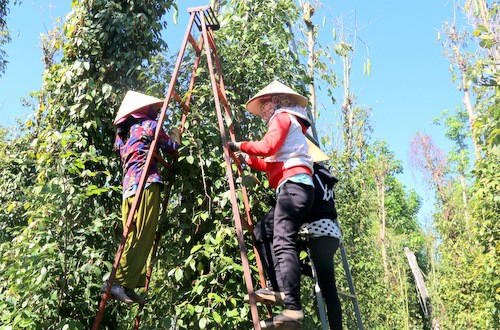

{"left": 308, "top": 236, "right": 343, "bottom": 330}
{"left": 253, "top": 181, "right": 314, "bottom": 310}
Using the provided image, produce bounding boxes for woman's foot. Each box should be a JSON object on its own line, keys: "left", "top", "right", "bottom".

{"left": 244, "top": 288, "right": 285, "bottom": 305}
{"left": 124, "top": 287, "right": 145, "bottom": 305}
{"left": 260, "top": 309, "right": 303, "bottom": 329}
{"left": 101, "top": 283, "right": 134, "bottom": 304}
{"left": 101, "top": 283, "right": 145, "bottom": 305}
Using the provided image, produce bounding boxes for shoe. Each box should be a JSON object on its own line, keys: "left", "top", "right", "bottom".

{"left": 100, "top": 283, "right": 134, "bottom": 304}
{"left": 124, "top": 287, "right": 146, "bottom": 305}
{"left": 244, "top": 288, "right": 285, "bottom": 305}
{"left": 260, "top": 309, "right": 304, "bottom": 329}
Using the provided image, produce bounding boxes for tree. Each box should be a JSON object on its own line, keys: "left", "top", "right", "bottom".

{"left": 0, "top": 0, "right": 175, "bottom": 327}
{"left": 0, "top": 0, "right": 14, "bottom": 76}
{"left": 368, "top": 141, "right": 402, "bottom": 284}
{"left": 301, "top": 0, "right": 320, "bottom": 139}
{"left": 441, "top": 1, "right": 499, "bottom": 158}
{"left": 409, "top": 132, "right": 450, "bottom": 207}
{"left": 435, "top": 108, "right": 472, "bottom": 223}
{"left": 432, "top": 1, "right": 499, "bottom": 328}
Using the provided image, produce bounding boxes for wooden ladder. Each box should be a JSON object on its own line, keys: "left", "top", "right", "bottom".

{"left": 92, "top": 5, "right": 266, "bottom": 330}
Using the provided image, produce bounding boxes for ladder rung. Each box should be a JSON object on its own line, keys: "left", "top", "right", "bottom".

{"left": 188, "top": 33, "right": 201, "bottom": 54}
{"left": 203, "top": 8, "right": 220, "bottom": 30}
{"left": 214, "top": 83, "right": 228, "bottom": 105}
{"left": 172, "top": 90, "right": 190, "bottom": 114}
{"left": 240, "top": 215, "right": 252, "bottom": 232}
{"left": 338, "top": 291, "right": 357, "bottom": 300}
{"left": 189, "top": 6, "right": 220, "bottom": 31}
{"left": 206, "top": 31, "right": 218, "bottom": 53}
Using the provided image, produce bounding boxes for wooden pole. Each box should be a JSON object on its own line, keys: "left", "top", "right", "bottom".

{"left": 404, "top": 247, "right": 440, "bottom": 330}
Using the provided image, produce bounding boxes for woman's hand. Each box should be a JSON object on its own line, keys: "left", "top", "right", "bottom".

{"left": 228, "top": 141, "right": 242, "bottom": 152}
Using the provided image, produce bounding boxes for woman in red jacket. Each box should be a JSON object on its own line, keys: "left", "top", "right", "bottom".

{"left": 230, "top": 81, "right": 314, "bottom": 329}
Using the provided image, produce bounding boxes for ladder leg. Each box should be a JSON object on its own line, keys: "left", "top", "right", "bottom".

{"left": 206, "top": 12, "right": 270, "bottom": 316}
{"left": 209, "top": 23, "right": 271, "bottom": 319}
{"left": 199, "top": 12, "right": 262, "bottom": 330}
{"left": 338, "top": 236, "right": 364, "bottom": 330}
{"left": 307, "top": 246, "right": 329, "bottom": 330}
{"left": 133, "top": 229, "right": 161, "bottom": 329}
{"left": 93, "top": 195, "right": 141, "bottom": 330}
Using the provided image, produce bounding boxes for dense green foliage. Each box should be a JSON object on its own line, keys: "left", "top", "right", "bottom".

{"left": 0, "top": 0, "right": 175, "bottom": 328}
{"left": 0, "top": 0, "right": 12, "bottom": 75}
{"left": 0, "top": 0, "right": 497, "bottom": 329}
{"left": 422, "top": 1, "right": 499, "bottom": 329}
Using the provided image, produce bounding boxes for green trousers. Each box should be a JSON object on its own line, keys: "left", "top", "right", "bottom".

{"left": 115, "top": 183, "right": 161, "bottom": 289}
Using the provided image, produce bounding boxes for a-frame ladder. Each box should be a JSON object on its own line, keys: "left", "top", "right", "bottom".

{"left": 92, "top": 5, "right": 266, "bottom": 330}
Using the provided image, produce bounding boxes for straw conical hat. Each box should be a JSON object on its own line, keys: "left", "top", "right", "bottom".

{"left": 246, "top": 80, "right": 308, "bottom": 117}
{"left": 114, "top": 91, "right": 164, "bottom": 125}
{"left": 306, "top": 136, "right": 329, "bottom": 163}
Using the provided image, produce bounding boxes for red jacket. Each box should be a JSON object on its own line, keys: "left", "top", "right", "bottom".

{"left": 241, "top": 112, "right": 312, "bottom": 189}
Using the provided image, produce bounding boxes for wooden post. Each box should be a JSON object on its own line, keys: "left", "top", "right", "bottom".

{"left": 404, "top": 247, "right": 440, "bottom": 330}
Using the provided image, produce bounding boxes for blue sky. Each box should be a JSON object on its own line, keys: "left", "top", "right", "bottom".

{"left": 0, "top": 1, "right": 463, "bottom": 227}
{"left": 318, "top": 1, "right": 462, "bottom": 227}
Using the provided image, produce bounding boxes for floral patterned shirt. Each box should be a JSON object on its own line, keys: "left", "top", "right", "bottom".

{"left": 114, "top": 119, "right": 179, "bottom": 199}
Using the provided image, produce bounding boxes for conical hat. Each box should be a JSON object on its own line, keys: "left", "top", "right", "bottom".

{"left": 306, "top": 136, "right": 329, "bottom": 163}
{"left": 246, "top": 80, "right": 308, "bottom": 117}
{"left": 114, "top": 91, "right": 164, "bottom": 125}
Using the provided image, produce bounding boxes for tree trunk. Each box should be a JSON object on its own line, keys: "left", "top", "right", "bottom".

{"left": 459, "top": 172, "right": 470, "bottom": 225}
{"left": 302, "top": 1, "right": 319, "bottom": 140}
{"left": 459, "top": 70, "right": 480, "bottom": 158}
{"left": 341, "top": 50, "right": 354, "bottom": 171}
{"left": 374, "top": 168, "right": 389, "bottom": 284}
{"left": 379, "top": 176, "right": 389, "bottom": 284}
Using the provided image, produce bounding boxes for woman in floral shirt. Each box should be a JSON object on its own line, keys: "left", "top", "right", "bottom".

{"left": 102, "top": 91, "right": 179, "bottom": 304}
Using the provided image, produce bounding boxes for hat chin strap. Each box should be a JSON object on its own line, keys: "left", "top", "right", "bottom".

{"left": 274, "top": 107, "right": 310, "bottom": 126}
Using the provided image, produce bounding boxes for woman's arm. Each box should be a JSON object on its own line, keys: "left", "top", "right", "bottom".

{"left": 240, "top": 112, "right": 291, "bottom": 157}
{"left": 148, "top": 120, "right": 179, "bottom": 154}
{"left": 246, "top": 156, "right": 267, "bottom": 172}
